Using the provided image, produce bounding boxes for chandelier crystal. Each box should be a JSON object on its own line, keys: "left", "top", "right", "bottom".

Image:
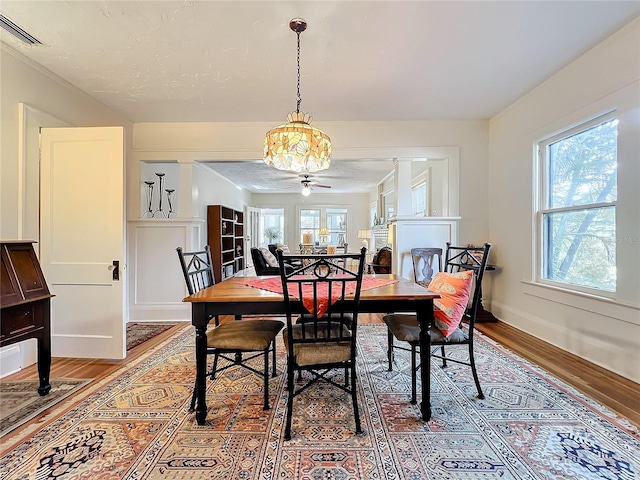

{"left": 264, "top": 18, "right": 332, "bottom": 173}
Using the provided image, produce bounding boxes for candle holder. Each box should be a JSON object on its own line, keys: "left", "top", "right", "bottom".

{"left": 166, "top": 189, "right": 175, "bottom": 217}
{"left": 153, "top": 172, "right": 166, "bottom": 218}
{"left": 141, "top": 181, "right": 155, "bottom": 218}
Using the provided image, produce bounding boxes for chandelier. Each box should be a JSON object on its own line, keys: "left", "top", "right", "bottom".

{"left": 263, "top": 18, "right": 332, "bottom": 173}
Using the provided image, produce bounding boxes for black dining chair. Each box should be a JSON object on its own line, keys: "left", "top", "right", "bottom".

{"left": 277, "top": 247, "right": 366, "bottom": 440}
{"left": 177, "top": 246, "right": 283, "bottom": 411}
{"left": 382, "top": 243, "right": 491, "bottom": 404}
{"left": 383, "top": 247, "right": 443, "bottom": 399}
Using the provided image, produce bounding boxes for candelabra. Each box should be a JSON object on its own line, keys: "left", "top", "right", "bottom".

{"left": 153, "top": 173, "right": 166, "bottom": 218}
{"left": 166, "top": 189, "right": 175, "bottom": 217}
{"left": 141, "top": 181, "right": 155, "bottom": 218}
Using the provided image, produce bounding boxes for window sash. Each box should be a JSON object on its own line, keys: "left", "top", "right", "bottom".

{"left": 537, "top": 112, "right": 617, "bottom": 295}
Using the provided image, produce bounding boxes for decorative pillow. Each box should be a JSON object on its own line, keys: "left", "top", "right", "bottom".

{"left": 260, "top": 247, "right": 279, "bottom": 268}
{"left": 427, "top": 270, "right": 473, "bottom": 337}
{"left": 276, "top": 243, "right": 291, "bottom": 254}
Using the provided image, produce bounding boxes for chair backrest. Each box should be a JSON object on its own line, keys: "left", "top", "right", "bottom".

{"left": 176, "top": 246, "right": 215, "bottom": 295}
{"left": 443, "top": 242, "right": 491, "bottom": 326}
{"left": 277, "top": 247, "right": 367, "bottom": 355}
{"left": 411, "top": 247, "right": 443, "bottom": 286}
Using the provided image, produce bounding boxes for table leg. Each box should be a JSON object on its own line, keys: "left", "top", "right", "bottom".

{"left": 193, "top": 304, "right": 208, "bottom": 425}
{"left": 417, "top": 300, "right": 433, "bottom": 421}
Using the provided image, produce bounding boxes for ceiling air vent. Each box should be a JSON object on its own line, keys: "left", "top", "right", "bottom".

{"left": 0, "top": 14, "right": 43, "bottom": 45}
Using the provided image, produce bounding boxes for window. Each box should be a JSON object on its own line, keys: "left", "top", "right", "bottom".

{"left": 300, "top": 208, "right": 348, "bottom": 246}
{"left": 261, "top": 208, "right": 284, "bottom": 246}
{"left": 300, "top": 209, "right": 320, "bottom": 244}
{"left": 412, "top": 181, "right": 427, "bottom": 215}
{"left": 537, "top": 113, "right": 617, "bottom": 293}
{"left": 326, "top": 208, "right": 347, "bottom": 245}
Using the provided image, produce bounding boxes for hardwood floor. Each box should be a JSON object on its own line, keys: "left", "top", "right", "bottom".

{"left": 2, "top": 315, "right": 639, "bottom": 441}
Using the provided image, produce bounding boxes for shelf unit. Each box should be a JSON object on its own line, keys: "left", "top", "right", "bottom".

{"left": 207, "top": 205, "right": 244, "bottom": 283}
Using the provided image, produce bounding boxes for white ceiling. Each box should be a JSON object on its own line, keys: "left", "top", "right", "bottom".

{"left": 2, "top": 0, "right": 638, "bottom": 193}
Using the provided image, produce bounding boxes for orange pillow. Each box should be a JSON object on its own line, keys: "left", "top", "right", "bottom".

{"left": 427, "top": 270, "right": 473, "bottom": 337}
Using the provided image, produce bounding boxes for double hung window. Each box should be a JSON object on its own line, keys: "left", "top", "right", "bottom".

{"left": 300, "top": 208, "right": 347, "bottom": 245}
{"left": 537, "top": 113, "right": 618, "bottom": 293}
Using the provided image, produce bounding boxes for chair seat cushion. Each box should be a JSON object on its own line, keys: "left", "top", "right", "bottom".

{"left": 284, "top": 322, "right": 353, "bottom": 367}
{"left": 382, "top": 313, "right": 420, "bottom": 342}
{"left": 207, "top": 319, "right": 283, "bottom": 351}
{"left": 382, "top": 314, "right": 468, "bottom": 344}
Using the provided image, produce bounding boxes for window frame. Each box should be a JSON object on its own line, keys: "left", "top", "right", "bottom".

{"left": 299, "top": 206, "right": 348, "bottom": 246}
{"left": 535, "top": 111, "right": 618, "bottom": 297}
{"left": 411, "top": 177, "right": 428, "bottom": 216}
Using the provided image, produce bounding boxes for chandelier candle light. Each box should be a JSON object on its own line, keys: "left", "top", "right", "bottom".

{"left": 263, "top": 18, "right": 332, "bottom": 173}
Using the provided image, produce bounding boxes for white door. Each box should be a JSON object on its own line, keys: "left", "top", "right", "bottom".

{"left": 246, "top": 207, "right": 261, "bottom": 268}
{"left": 40, "top": 127, "right": 126, "bottom": 359}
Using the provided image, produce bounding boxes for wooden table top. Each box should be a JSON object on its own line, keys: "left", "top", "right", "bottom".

{"left": 183, "top": 274, "right": 440, "bottom": 304}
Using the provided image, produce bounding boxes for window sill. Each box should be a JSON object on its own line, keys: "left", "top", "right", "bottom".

{"left": 521, "top": 280, "right": 640, "bottom": 326}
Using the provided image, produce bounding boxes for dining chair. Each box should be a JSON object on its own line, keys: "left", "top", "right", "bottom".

{"left": 411, "top": 247, "right": 443, "bottom": 288}
{"left": 176, "top": 246, "right": 283, "bottom": 411}
{"left": 382, "top": 243, "right": 491, "bottom": 404}
{"left": 276, "top": 247, "right": 366, "bottom": 440}
{"left": 383, "top": 247, "right": 443, "bottom": 384}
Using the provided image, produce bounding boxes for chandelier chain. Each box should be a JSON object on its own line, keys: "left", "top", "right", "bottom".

{"left": 296, "top": 31, "right": 301, "bottom": 114}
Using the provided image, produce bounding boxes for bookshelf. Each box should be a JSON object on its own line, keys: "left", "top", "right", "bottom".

{"left": 207, "top": 205, "right": 244, "bottom": 283}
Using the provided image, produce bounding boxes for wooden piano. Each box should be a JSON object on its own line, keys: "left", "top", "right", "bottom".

{"left": 1, "top": 241, "right": 53, "bottom": 395}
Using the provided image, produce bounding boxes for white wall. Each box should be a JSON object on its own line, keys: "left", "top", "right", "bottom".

{"left": 1, "top": 45, "right": 133, "bottom": 239}
{"left": 488, "top": 19, "right": 640, "bottom": 382}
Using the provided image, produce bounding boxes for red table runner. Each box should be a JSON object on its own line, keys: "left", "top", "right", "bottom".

{"left": 244, "top": 276, "right": 398, "bottom": 317}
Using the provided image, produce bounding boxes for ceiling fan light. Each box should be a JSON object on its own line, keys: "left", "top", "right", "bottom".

{"left": 301, "top": 184, "right": 311, "bottom": 196}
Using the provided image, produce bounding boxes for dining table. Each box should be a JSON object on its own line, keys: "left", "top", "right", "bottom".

{"left": 183, "top": 274, "right": 440, "bottom": 425}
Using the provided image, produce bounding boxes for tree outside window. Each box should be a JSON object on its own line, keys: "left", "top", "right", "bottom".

{"left": 538, "top": 114, "right": 617, "bottom": 293}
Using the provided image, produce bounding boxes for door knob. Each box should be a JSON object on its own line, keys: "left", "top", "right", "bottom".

{"left": 110, "top": 260, "right": 120, "bottom": 281}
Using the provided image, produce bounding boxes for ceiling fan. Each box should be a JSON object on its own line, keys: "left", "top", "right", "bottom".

{"left": 300, "top": 175, "right": 331, "bottom": 196}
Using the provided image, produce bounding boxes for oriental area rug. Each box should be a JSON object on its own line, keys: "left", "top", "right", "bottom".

{"left": 126, "top": 322, "right": 177, "bottom": 350}
{"left": 1, "top": 324, "right": 638, "bottom": 479}
{"left": 0, "top": 379, "right": 90, "bottom": 437}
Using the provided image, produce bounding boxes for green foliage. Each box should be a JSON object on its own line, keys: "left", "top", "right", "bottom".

{"left": 263, "top": 227, "right": 281, "bottom": 243}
